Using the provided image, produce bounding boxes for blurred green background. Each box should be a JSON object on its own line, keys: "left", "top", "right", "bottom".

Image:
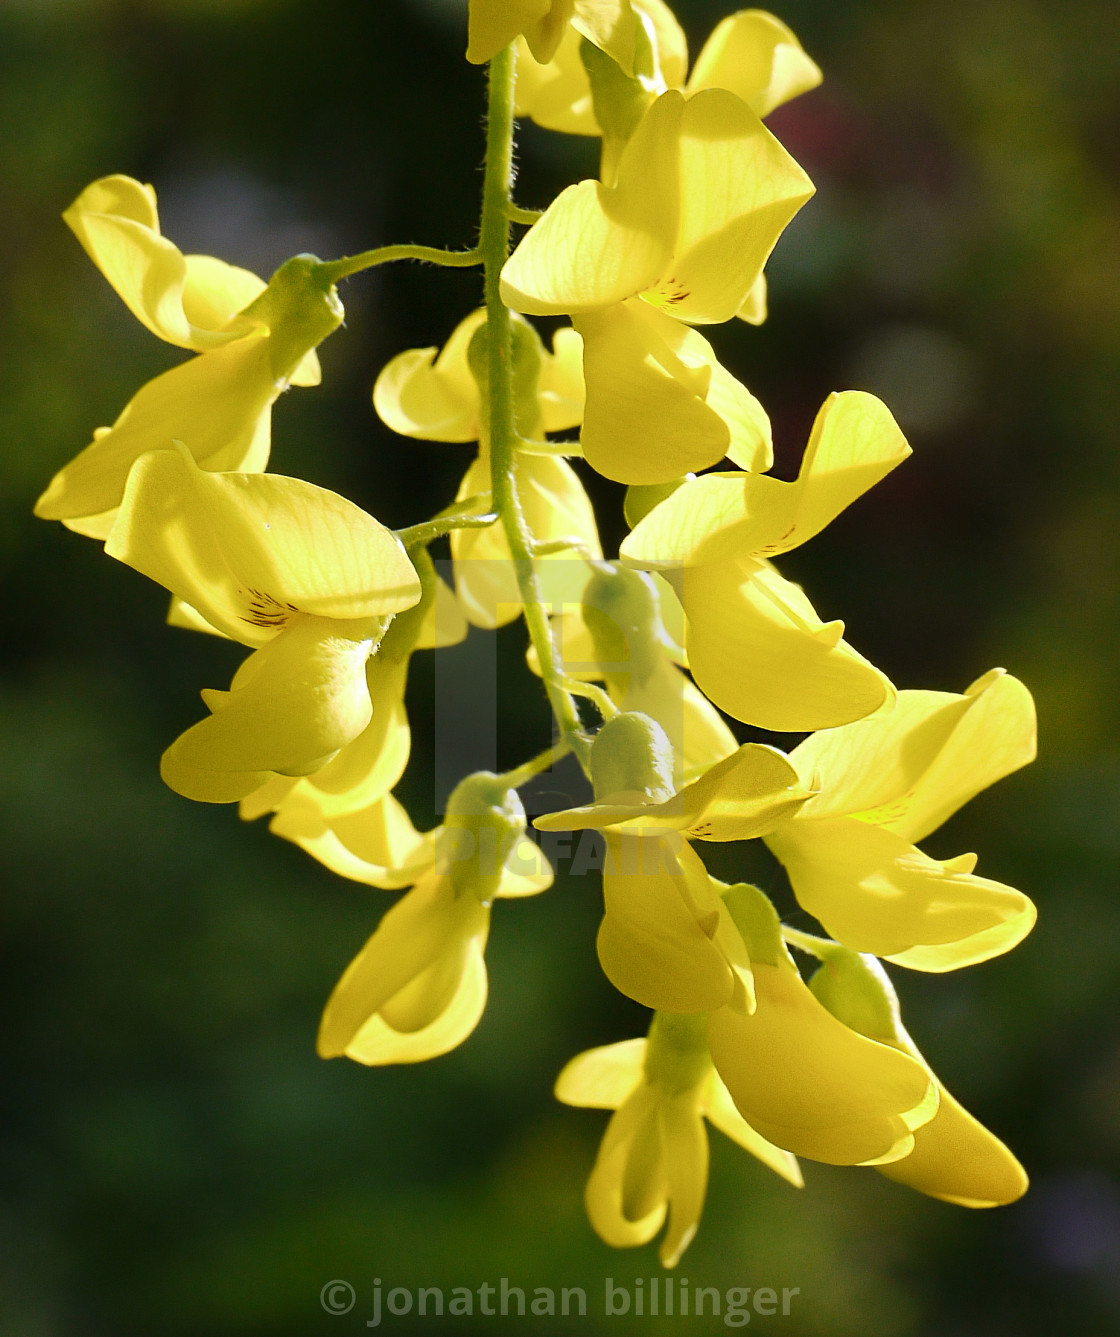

{"left": 3, "top": 0, "right": 1120, "bottom": 1332}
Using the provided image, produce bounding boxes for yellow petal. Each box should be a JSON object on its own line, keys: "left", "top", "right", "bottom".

{"left": 702, "top": 1071, "right": 803, "bottom": 1186}
{"left": 597, "top": 833, "right": 737, "bottom": 1012}
{"left": 788, "top": 669, "right": 1036, "bottom": 835}
{"left": 681, "top": 558, "right": 891, "bottom": 731}
{"left": 707, "top": 962, "right": 936, "bottom": 1165}
{"left": 585, "top": 1089, "right": 669, "bottom": 1247}
{"left": 734, "top": 272, "right": 768, "bottom": 327}
{"left": 555, "top": 1038, "right": 647, "bottom": 1108}
{"left": 105, "top": 446, "right": 420, "bottom": 643}
{"left": 501, "top": 92, "right": 683, "bottom": 314}
{"left": 496, "top": 835, "right": 555, "bottom": 896}
{"left": 767, "top": 816, "right": 1036, "bottom": 968}
{"left": 269, "top": 792, "right": 436, "bottom": 889}
{"left": 318, "top": 869, "right": 487, "bottom": 1055}
{"left": 686, "top": 10, "right": 822, "bottom": 118}
{"left": 657, "top": 1096, "right": 709, "bottom": 1267}
{"left": 372, "top": 308, "right": 486, "bottom": 442}
{"left": 621, "top": 392, "right": 909, "bottom": 566}
{"left": 538, "top": 326, "right": 587, "bottom": 432}
{"left": 345, "top": 937, "right": 489, "bottom": 1065}
{"left": 35, "top": 335, "right": 276, "bottom": 525}
{"left": 575, "top": 302, "right": 734, "bottom": 483}
{"left": 467, "top": 0, "right": 555, "bottom": 63}
{"left": 877, "top": 1081, "right": 1028, "bottom": 1207}
{"left": 644, "top": 88, "right": 813, "bottom": 324}
{"left": 415, "top": 573, "right": 470, "bottom": 649}
{"left": 160, "top": 616, "right": 377, "bottom": 803}
{"left": 63, "top": 175, "right": 262, "bottom": 351}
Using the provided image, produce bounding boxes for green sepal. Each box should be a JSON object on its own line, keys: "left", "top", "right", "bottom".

{"left": 582, "top": 562, "right": 663, "bottom": 683}
{"left": 644, "top": 1011, "right": 710, "bottom": 1096}
{"left": 241, "top": 253, "right": 344, "bottom": 379}
{"left": 808, "top": 950, "right": 903, "bottom": 1046}
{"left": 441, "top": 771, "right": 527, "bottom": 903}
{"left": 590, "top": 711, "right": 675, "bottom": 803}
{"left": 721, "top": 883, "right": 784, "bottom": 968}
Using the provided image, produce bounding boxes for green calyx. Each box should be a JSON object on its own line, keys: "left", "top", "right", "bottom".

{"left": 467, "top": 314, "right": 546, "bottom": 442}
{"left": 441, "top": 771, "right": 527, "bottom": 902}
{"left": 590, "top": 711, "right": 675, "bottom": 804}
{"left": 582, "top": 563, "right": 664, "bottom": 684}
{"left": 808, "top": 951, "right": 903, "bottom": 1046}
{"left": 242, "top": 254, "right": 345, "bottom": 379}
{"left": 644, "top": 1011, "right": 711, "bottom": 1095}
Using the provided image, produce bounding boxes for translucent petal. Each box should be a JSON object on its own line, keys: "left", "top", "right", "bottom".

{"left": 555, "top": 1038, "right": 647, "bottom": 1108}
{"left": 515, "top": 29, "right": 599, "bottom": 135}
{"left": 344, "top": 939, "right": 489, "bottom": 1065}
{"left": 496, "top": 835, "right": 555, "bottom": 896}
{"left": 686, "top": 10, "right": 823, "bottom": 117}
{"left": 657, "top": 1097, "right": 709, "bottom": 1267}
{"left": 707, "top": 962, "right": 936, "bottom": 1165}
{"left": 501, "top": 93, "right": 683, "bottom": 314}
{"left": 415, "top": 574, "right": 470, "bottom": 649}
{"left": 646, "top": 88, "right": 813, "bottom": 324}
{"left": 373, "top": 309, "right": 486, "bottom": 442}
{"left": 467, "top": 0, "right": 554, "bottom": 64}
{"left": 106, "top": 446, "right": 420, "bottom": 642}
{"left": 318, "top": 869, "right": 487, "bottom": 1055}
{"left": 539, "top": 326, "right": 586, "bottom": 432}
{"left": 703, "top": 1072, "right": 803, "bottom": 1186}
{"left": 35, "top": 335, "right": 276, "bottom": 525}
{"left": 574, "top": 303, "right": 731, "bottom": 484}
{"left": 63, "top": 175, "right": 260, "bottom": 351}
{"left": 597, "top": 833, "right": 736, "bottom": 1012}
{"left": 877, "top": 1080, "right": 1028, "bottom": 1207}
{"left": 768, "top": 815, "right": 1037, "bottom": 968}
{"left": 160, "top": 617, "right": 377, "bottom": 803}
{"left": 682, "top": 558, "right": 891, "bottom": 731}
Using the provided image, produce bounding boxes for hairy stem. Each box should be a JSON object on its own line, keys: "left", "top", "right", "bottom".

{"left": 479, "top": 44, "right": 592, "bottom": 773}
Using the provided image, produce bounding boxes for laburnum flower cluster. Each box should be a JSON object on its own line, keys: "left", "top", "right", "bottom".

{"left": 38, "top": 0, "right": 1039, "bottom": 1268}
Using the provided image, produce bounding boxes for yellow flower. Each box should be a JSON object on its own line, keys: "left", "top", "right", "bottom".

{"left": 764, "top": 669, "right": 1038, "bottom": 970}
{"left": 536, "top": 712, "right": 810, "bottom": 1013}
{"left": 501, "top": 89, "right": 812, "bottom": 482}
{"left": 467, "top": 0, "right": 638, "bottom": 68}
{"left": 708, "top": 884, "right": 939, "bottom": 1165}
{"left": 517, "top": 3, "right": 820, "bottom": 140}
{"left": 557, "top": 1012, "right": 801, "bottom": 1267}
{"left": 809, "top": 949, "right": 1028, "bottom": 1206}
{"left": 234, "top": 549, "right": 467, "bottom": 825}
{"left": 102, "top": 445, "right": 420, "bottom": 802}
{"left": 373, "top": 308, "right": 601, "bottom": 627}
{"left": 35, "top": 176, "right": 341, "bottom": 538}
{"left": 318, "top": 775, "right": 552, "bottom": 1065}
{"left": 621, "top": 390, "right": 906, "bottom": 731}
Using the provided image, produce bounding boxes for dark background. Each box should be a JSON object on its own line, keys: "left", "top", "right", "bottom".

{"left": 3, "top": 0, "right": 1120, "bottom": 1332}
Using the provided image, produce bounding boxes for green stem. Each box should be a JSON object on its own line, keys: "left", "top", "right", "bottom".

{"left": 497, "top": 741, "right": 572, "bottom": 790}
{"left": 314, "top": 244, "right": 482, "bottom": 286}
{"left": 480, "top": 45, "right": 592, "bottom": 773}
{"left": 781, "top": 926, "right": 844, "bottom": 960}
{"left": 507, "top": 204, "right": 544, "bottom": 225}
{"left": 397, "top": 510, "right": 499, "bottom": 550}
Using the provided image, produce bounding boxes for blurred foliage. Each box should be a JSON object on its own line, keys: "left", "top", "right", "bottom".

{"left": 3, "top": 0, "right": 1120, "bottom": 1332}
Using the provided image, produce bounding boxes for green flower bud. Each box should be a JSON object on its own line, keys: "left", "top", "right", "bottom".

{"left": 590, "top": 711, "right": 675, "bottom": 804}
